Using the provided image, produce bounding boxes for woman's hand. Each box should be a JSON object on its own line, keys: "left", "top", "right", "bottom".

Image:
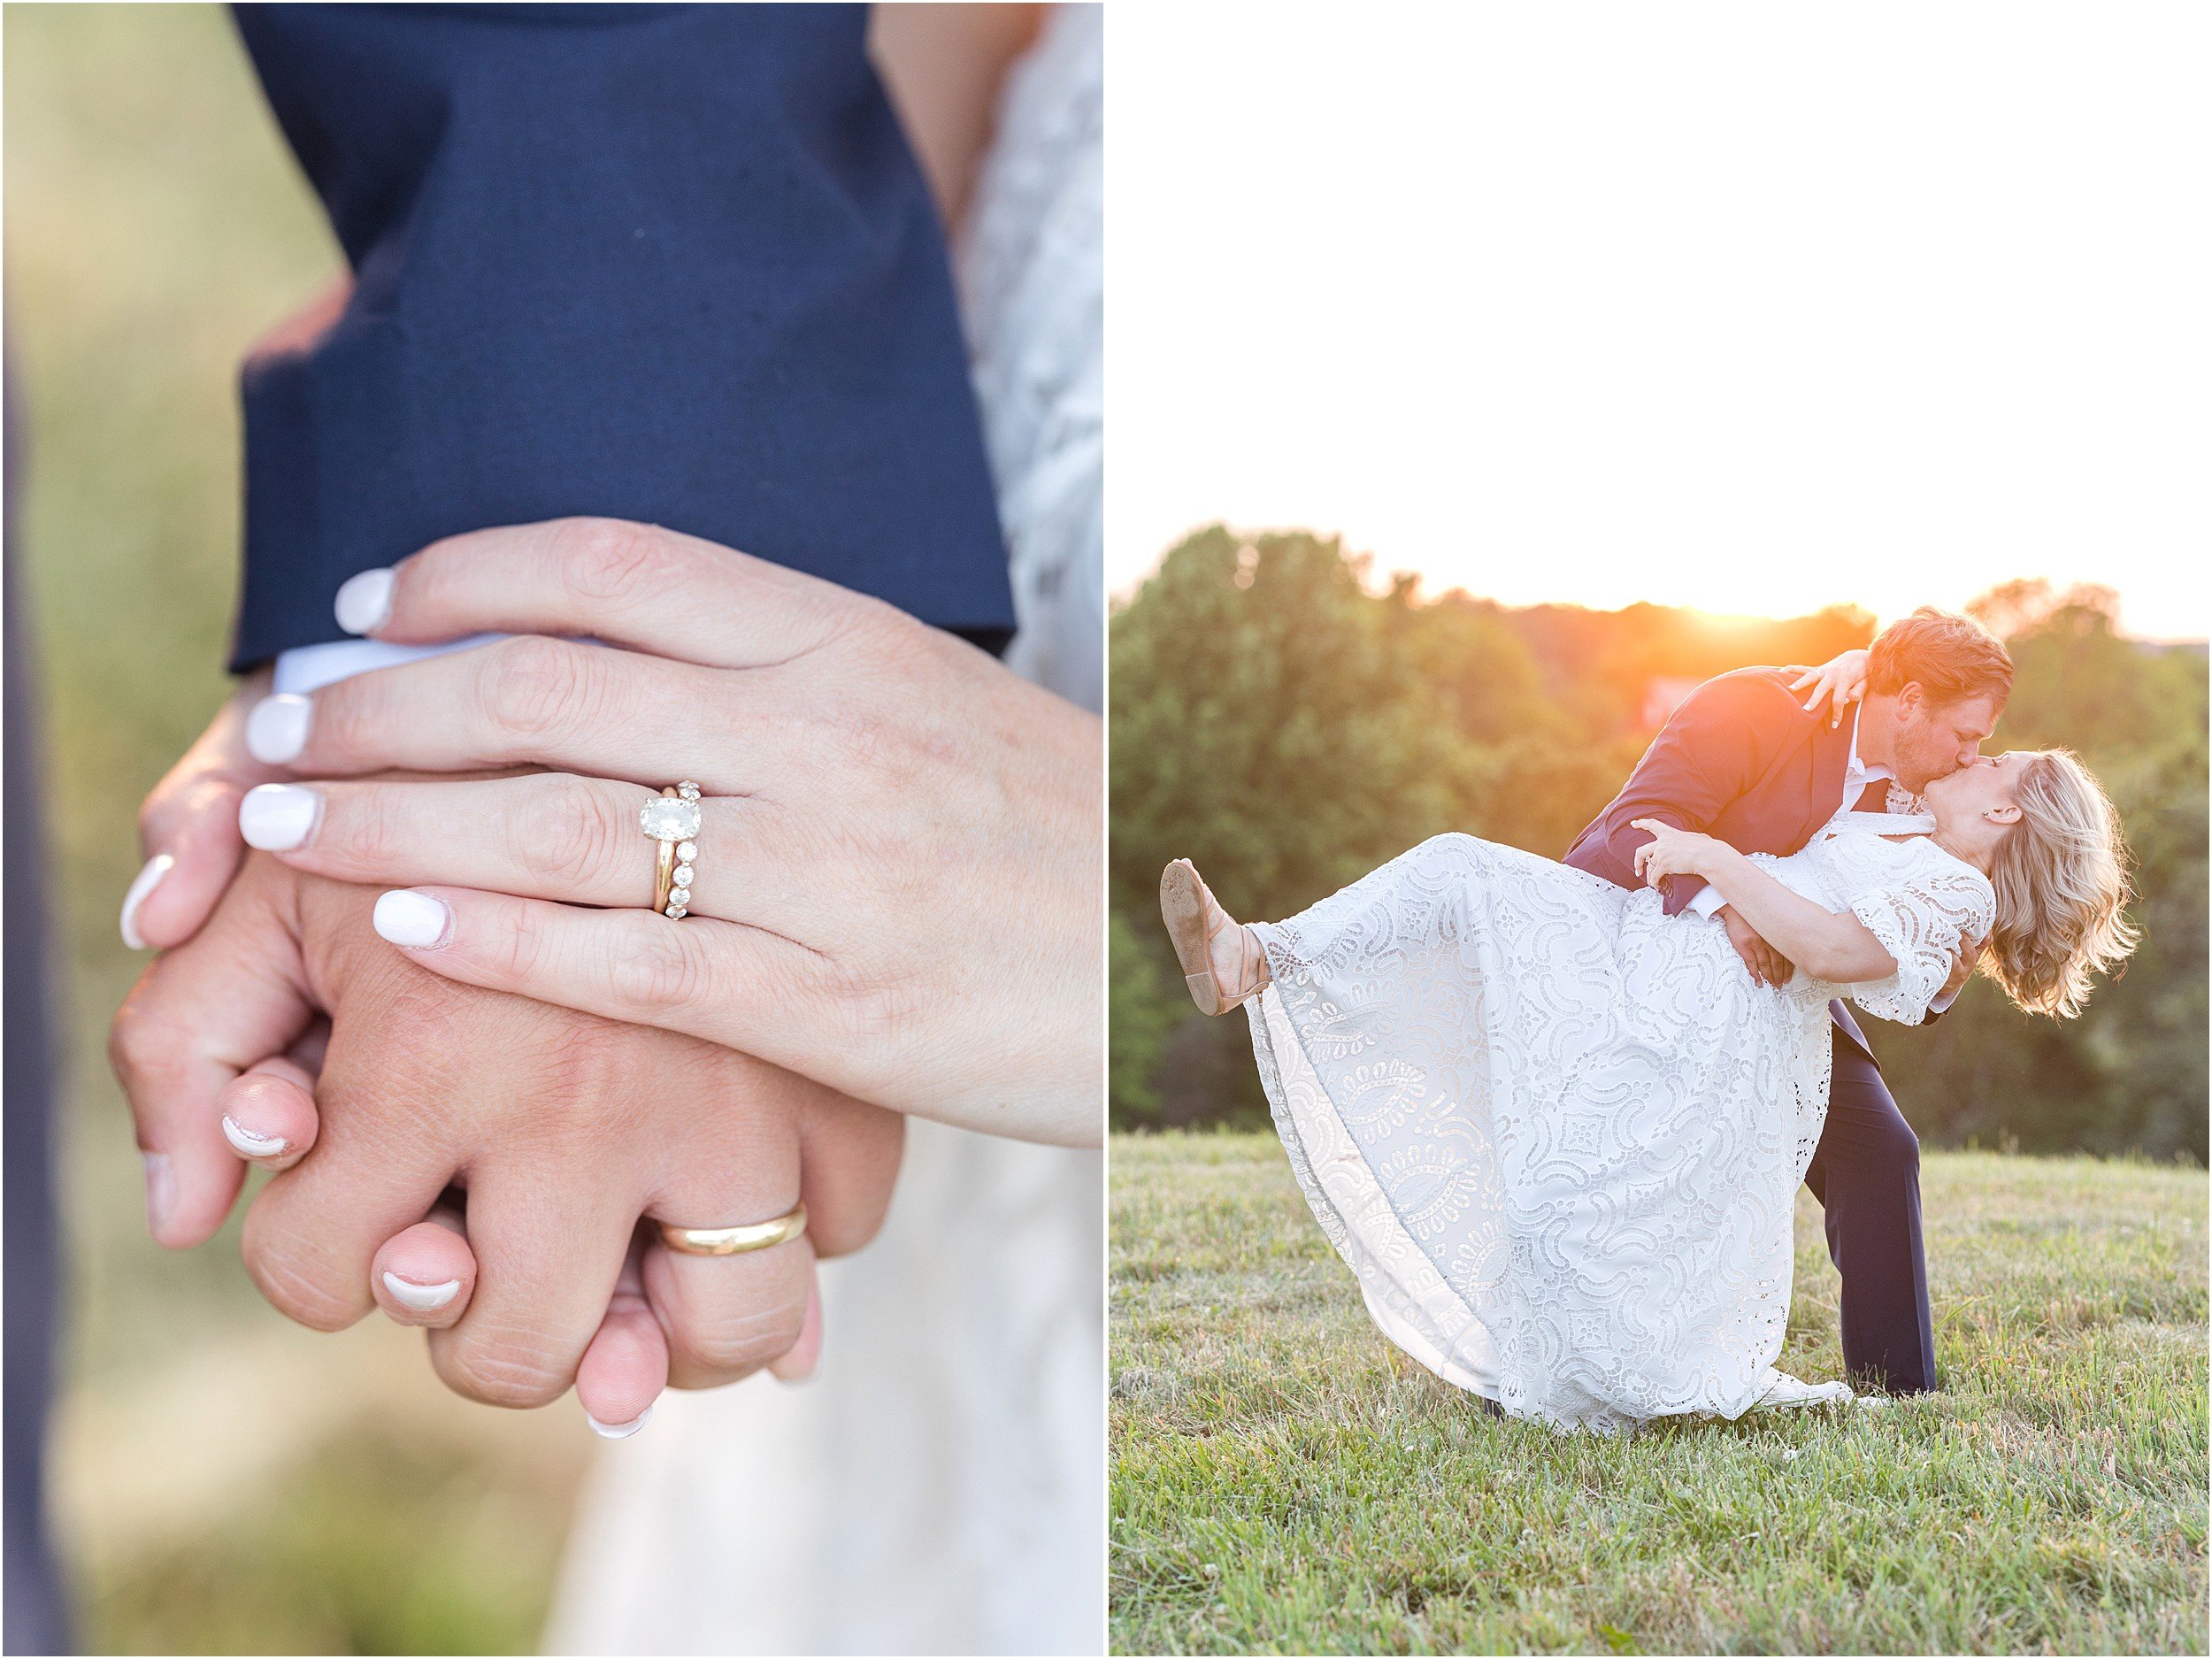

{"left": 1631, "top": 818, "right": 1732, "bottom": 886}
{"left": 235, "top": 518, "right": 1103, "bottom": 1148}
{"left": 1787, "top": 647, "right": 1870, "bottom": 729}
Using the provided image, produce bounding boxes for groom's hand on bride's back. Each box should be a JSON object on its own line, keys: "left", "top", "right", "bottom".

{"left": 110, "top": 854, "right": 902, "bottom": 1404}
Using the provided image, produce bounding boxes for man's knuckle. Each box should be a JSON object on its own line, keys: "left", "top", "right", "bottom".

{"left": 242, "top": 1243, "right": 361, "bottom": 1333}
{"left": 679, "top": 1299, "right": 805, "bottom": 1377}
{"left": 108, "top": 985, "right": 185, "bottom": 1094}
{"left": 445, "top": 1332, "right": 572, "bottom": 1409}
{"left": 810, "top": 1190, "right": 892, "bottom": 1258}
{"left": 106, "top": 999, "right": 155, "bottom": 1085}
{"left": 522, "top": 1020, "right": 636, "bottom": 1133}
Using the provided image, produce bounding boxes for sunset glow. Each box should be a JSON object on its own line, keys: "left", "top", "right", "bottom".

{"left": 1106, "top": 7, "right": 2209, "bottom": 639}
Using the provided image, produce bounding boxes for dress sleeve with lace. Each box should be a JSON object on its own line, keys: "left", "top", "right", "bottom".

{"left": 1843, "top": 842, "right": 1996, "bottom": 1025}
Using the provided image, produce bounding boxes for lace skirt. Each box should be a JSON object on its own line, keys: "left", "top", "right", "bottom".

{"left": 1248, "top": 833, "right": 1849, "bottom": 1432}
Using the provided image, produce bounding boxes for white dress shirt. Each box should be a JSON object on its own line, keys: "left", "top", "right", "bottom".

{"left": 273, "top": 634, "right": 503, "bottom": 695}
{"left": 1681, "top": 705, "right": 1961, "bottom": 1013}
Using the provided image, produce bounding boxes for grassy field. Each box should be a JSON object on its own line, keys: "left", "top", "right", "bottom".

{"left": 7, "top": 8, "right": 588, "bottom": 1650}
{"left": 1110, "top": 1132, "right": 2208, "bottom": 1655}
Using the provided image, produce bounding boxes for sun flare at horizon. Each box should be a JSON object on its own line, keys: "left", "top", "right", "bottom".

{"left": 1107, "top": 11, "right": 2208, "bottom": 646}
{"left": 1115, "top": 520, "right": 2206, "bottom": 642}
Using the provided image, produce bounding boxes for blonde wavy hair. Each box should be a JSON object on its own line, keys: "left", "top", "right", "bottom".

{"left": 1979, "top": 749, "right": 2141, "bottom": 1018}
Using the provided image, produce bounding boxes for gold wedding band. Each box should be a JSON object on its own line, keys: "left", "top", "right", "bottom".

{"left": 657, "top": 1203, "right": 808, "bottom": 1257}
{"left": 653, "top": 833, "right": 677, "bottom": 915}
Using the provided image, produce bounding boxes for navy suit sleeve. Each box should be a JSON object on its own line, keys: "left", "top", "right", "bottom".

{"left": 1585, "top": 672, "right": 1792, "bottom": 916}
{"left": 227, "top": 4, "right": 1014, "bottom": 671}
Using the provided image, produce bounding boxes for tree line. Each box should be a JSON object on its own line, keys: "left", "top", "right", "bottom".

{"left": 1110, "top": 526, "right": 2208, "bottom": 1160}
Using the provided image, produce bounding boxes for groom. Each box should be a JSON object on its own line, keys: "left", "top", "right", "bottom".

{"left": 1565, "top": 609, "right": 2015, "bottom": 1394}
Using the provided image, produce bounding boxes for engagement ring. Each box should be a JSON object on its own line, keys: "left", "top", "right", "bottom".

{"left": 641, "top": 780, "right": 703, "bottom": 918}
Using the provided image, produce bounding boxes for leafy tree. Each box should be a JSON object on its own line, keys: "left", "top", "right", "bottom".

{"left": 1110, "top": 526, "right": 1465, "bottom": 926}
{"left": 1109, "top": 908, "right": 1182, "bottom": 1129}
{"left": 1111, "top": 537, "right": 2207, "bottom": 1157}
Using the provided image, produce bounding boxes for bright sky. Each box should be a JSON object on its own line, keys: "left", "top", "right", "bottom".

{"left": 1106, "top": 5, "right": 2210, "bottom": 638}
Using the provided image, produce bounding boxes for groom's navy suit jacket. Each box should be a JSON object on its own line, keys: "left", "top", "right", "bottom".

{"left": 1564, "top": 665, "right": 1890, "bottom": 1059}
{"left": 1565, "top": 667, "right": 1853, "bottom": 915}
{"left": 228, "top": 3, "right": 1015, "bottom": 670}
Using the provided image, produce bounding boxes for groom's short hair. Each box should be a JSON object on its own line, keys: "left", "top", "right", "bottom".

{"left": 1866, "top": 608, "right": 2014, "bottom": 706}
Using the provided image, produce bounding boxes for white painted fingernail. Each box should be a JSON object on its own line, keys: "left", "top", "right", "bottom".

{"left": 238, "top": 783, "right": 321, "bottom": 850}
{"left": 142, "top": 1152, "right": 174, "bottom": 1234}
{"left": 220, "top": 1116, "right": 289, "bottom": 1158}
{"left": 119, "top": 853, "right": 174, "bottom": 950}
{"left": 334, "top": 568, "right": 395, "bottom": 635}
{"left": 380, "top": 1271, "right": 461, "bottom": 1312}
{"left": 373, "top": 889, "right": 450, "bottom": 949}
{"left": 586, "top": 1404, "right": 654, "bottom": 1440}
{"left": 244, "top": 693, "right": 311, "bottom": 764}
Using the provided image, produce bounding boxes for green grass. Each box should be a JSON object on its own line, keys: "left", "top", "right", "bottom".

{"left": 80, "top": 1424, "right": 581, "bottom": 1656}
{"left": 7, "top": 7, "right": 589, "bottom": 1650}
{"left": 1110, "top": 1132, "right": 2208, "bottom": 1655}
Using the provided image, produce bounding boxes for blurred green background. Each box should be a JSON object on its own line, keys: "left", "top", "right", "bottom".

{"left": 6, "top": 7, "right": 588, "bottom": 1651}
{"left": 1112, "top": 527, "right": 2209, "bottom": 1156}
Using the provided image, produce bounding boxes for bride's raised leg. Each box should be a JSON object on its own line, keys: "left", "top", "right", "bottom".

{"left": 1159, "top": 858, "right": 1271, "bottom": 1015}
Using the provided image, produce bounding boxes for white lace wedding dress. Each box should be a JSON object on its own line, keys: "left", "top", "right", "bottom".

{"left": 541, "top": 8, "right": 1103, "bottom": 1652}
{"left": 1250, "top": 814, "right": 1993, "bottom": 1433}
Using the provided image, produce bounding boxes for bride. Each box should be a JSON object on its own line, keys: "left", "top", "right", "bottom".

{"left": 1160, "top": 743, "right": 2137, "bottom": 1432}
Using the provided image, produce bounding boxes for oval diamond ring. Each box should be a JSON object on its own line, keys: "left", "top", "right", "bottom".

{"left": 641, "top": 780, "right": 703, "bottom": 919}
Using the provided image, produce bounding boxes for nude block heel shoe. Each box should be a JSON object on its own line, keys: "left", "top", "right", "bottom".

{"left": 1159, "top": 858, "right": 1269, "bottom": 1015}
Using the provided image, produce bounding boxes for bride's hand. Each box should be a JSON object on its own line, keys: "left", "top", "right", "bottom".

{"left": 234, "top": 518, "right": 1102, "bottom": 1148}
{"left": 1787, "top": 648, "right": 1870, "bottom": 728}
{"left": 1631, "top": 818, "right": 1730, "bottom": 885}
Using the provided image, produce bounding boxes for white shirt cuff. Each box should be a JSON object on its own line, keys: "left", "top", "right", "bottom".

{"left": 273, "top": 634, "right": 507, "bottom": 695}
{"left": 1686, "top": 884, "right": 1729, "bottom": 919}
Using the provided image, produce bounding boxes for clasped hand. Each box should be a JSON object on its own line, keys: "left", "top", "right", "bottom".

{"left": 116, "top": 518, "right": 1102, "bottom": 1425}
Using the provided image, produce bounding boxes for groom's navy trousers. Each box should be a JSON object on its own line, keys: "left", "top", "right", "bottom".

{"left": 1809, "top": 1006, "right": 1940, "bottom": 1393}
{"left": 1567, "top": 668, "right": 1942, "bottom": 1394}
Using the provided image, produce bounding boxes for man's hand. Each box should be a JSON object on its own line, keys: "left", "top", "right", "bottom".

{"left": 1717, "top": 902, "right": 1794, "bottom": 989}
{"left": 110, "top": 855, "right": 902, "bottom": 1409}
{"left": 1936, "top": 935, "right": 1981, "bottom": 1003}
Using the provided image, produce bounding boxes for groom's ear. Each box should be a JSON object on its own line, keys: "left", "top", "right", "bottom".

{"left": 1893, "top": 681, "right": 1926, "bottom": 719}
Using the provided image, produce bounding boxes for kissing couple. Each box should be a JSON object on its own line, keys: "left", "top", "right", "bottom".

{"left": 1161, "top": 609, "right": 2139, "bottom": 1431}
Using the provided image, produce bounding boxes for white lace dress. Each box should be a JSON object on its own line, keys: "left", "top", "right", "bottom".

{"left": 1249, "top": 815, "right": 1993, "bottom": 1433}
